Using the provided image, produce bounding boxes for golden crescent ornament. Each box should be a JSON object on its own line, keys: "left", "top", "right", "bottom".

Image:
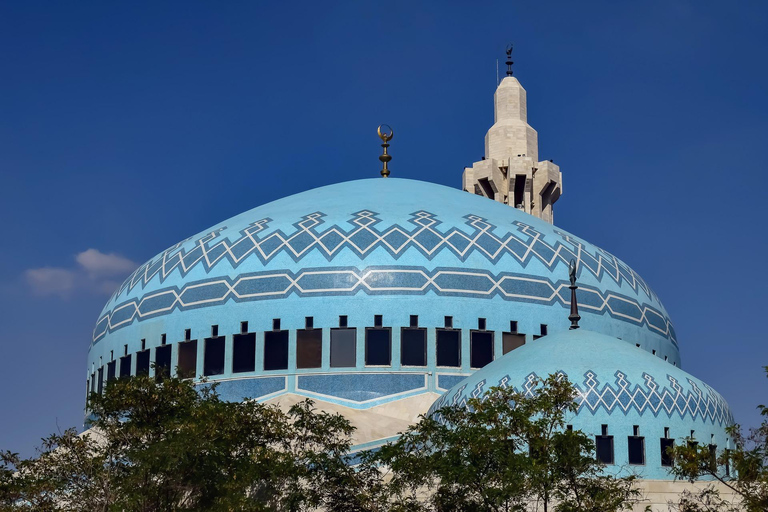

{"left": 378, "top": 124, "right": 394, "bottom": 142}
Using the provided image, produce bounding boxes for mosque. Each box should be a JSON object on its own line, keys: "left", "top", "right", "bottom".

{"left": 85, "top": 51, "right": 735, "bottom": 501}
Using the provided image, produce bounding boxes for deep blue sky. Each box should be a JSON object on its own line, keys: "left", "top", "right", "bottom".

{"left": 1, "top": 1, "right": 766, "bottom": 456}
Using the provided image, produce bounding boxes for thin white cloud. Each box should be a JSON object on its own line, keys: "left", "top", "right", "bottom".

{"left": 24, "top": 249, "right": 137, "bottom": 299}
{"left": 24, "top": 267, "right": 77, "bottom": 298}
{"left": 76, "top": 249, "right": 136, "bottom": 278}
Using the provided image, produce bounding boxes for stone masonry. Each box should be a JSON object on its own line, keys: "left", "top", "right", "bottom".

{"left": 462, "top": 76, "right": 563, "bottom": 223}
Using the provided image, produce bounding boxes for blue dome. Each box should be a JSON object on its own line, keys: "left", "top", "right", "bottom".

{"left": 87, "top": 178, "right": 678, "bottom": 411}
{"left": 429, "top": 329, "right": 733, "bottom": 479}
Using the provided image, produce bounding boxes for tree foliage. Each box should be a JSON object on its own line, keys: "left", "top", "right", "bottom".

{"left": 1, "top": 373, "right": 641, "bottom": 511}
{"left": 372, "top": 375, "right": 640, "bottom": 512}
{"left": 1, "top": 374, "right": 376, "bottom": 512}
{"left": 668, "top": 367, "right": 768, "bottom": 512}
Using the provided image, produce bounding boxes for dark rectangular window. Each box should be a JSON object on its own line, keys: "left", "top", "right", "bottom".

{"left": 90, "top": 373, "right": 96, "bottom": 393}
{"left": 141, "top": 339, "right": 146, "bottom": 351}
{"left": 330, "top": 328, "right": 356, "bottom": 367}
{"left": 365, "top": 327, "right": 391, "bottom": 366}
{"left": 409, "top": 315, "right": 419, "bottom": 328}
{"left": 161, "top": 333, "right": 166, "bottom": 345}
{"left": 233, "top": 333, "right": 256, "bottom": 373}
{"left": 178, "top": 340, "right": 197, "bottom": 379}
{"left": 660, "top": 438, "right": 675, "bottom": 467}
{"left": 540, "top": 324, "right": 548, "bottom": 336}
{"left": 628, "top": 436, "right": 645, "bottom": 465}
{"left": 136, "top": 350, "right": 150, "bottom": 376}
{"left": 502, "top": 332, "right": 525, "bottom": 354}
{"left": 708, "top": 444, "right": 717, "bottom": 472}
{"left": 436, "top": 329, "right": 461, "bottom": 367}
{"left": 204, "top": 337, "right": 226, "bottom": 376}
{"left": 184, "top": 328, "right": 191, "bottom": 341}
{"left": 297, "top": 329, "right": 322, "bottom": 369}
{"left": 374, "top": 315, "right": 383, "bottom": 328}
{"left": 444, "top": 316, "right": 453, "bottom": 328}
{"left": 119, "top": 354, "right": 132, "bottom": 378}
{"left": 596, "top": 435, "right": 614, "bottom": 464}
{"left": 305, "top": 316, "right": 314, "bottom": 329}
{"left": 241, "top": 321, "right": 249, "bottom": 334}
{"left": 97, "top": 367, "right": 104, "bottom": 394}
{"left": 272, "top": 318, "right": 281, "bottom": 331}
{"left": 106, "top": 360, "right": 116, "bottom": 382}
{"left": 687, "top": 440, "right": 699, "bottom": 450}
{"left": 470, "top": 331, "right": 493, "bottom": 368}
{"left": 514, "top": 174, "right": 526, "bottom": 207}
{"left": 155, "top": 344, "right": 172, "bottom": 380}
{"left": 509, "top": 321, "right": 518, "bottom": 333}
{"left": 401, "top": 328, "right": 427, "bottom": 366}
{"left": 339, "top": 315, "right": 348, "bottom": 328}
{"left": 211, "top": 325, "right": 219, "bottom": 337}
{"left": 264, "top": 330, "right": 289, "bottom": 371}
{"left": 478, "top": 318, "right": 487, "bottom": 331}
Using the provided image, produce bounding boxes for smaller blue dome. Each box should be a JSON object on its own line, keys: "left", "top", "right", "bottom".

{"left": 429, "top": 329, "right": 734, "bottom": 480}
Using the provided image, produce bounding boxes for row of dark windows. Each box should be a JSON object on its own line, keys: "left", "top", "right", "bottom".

{"left": 591, "top": 425, "right": 724, "bottom": 473}
{"left": 89, "top": 317, "right": 538, "bottom": 389}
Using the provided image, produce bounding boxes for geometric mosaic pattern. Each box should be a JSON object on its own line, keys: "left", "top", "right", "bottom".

{"left": 92, "top": 265, "right": 676, "bottom": 344}
{"left": 108, "top": 210, "right": 660, "bottom": 305}
{"left": 430, "top": 370, "right": 734, "bottom": 426}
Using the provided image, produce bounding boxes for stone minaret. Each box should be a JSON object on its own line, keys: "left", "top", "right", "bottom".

{"left": 462, "top": 73, "right": 563, "bottom": 223}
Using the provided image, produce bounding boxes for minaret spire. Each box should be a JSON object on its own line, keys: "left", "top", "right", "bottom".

{"left": 461, "top": 47, "right": 563, "bottom": 224}
{"left": 378, "top": 124, "right": 393, "bottom": 178}
{"left": 568, "top": 259, "right": 581, "bottom": 330}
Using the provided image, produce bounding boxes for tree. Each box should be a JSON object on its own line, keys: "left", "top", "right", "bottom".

{"left": 0, "top": 374, "right": 380, "bottom": 512}
{"left": 668, "top": 367, "right": 768, "bottom": 512}
{"left": 0, "top": 428, "right": 112, "bottom": 512}
{"left": 372, "top": 374, "right": 640, "bottom": 512}
{"left": 1, "top": 372, "right": 643, "bottom": 512}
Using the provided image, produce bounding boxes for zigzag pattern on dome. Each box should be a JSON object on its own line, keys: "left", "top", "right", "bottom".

{"left": 93, "top": 265, "right": 676, "bottom": 344}
{"left": 108, "top": 210, "right": 659, "bottom": 305}
{"left": 431, "top": 370, "right": 735, "bottom": 426}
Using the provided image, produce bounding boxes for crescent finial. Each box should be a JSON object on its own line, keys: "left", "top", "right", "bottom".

{"left": 378, "top": 124, "right": 394, "bottom": 142}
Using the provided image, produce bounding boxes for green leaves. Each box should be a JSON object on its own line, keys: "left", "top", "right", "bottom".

{"left": 668, "top": 367, "right": 768, "bottom": 512}
{"left": 372, "top": 374, "right": 640, "bottom": 512}
{"left": 1, "top": 372, "right": 646, "bottom": 512}
{"left": 0, "top": 375, "right": 377, "bottom": 512}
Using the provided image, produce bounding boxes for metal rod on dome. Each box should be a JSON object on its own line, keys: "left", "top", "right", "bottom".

{"left": 378, "top": 124, "right": 394, "bottom": 178}
{"left": 568, "top": 259, "right": 581, "bottom": 330}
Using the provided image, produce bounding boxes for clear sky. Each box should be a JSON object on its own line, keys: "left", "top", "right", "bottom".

{"left": 1, "top": 1, "right": 766, "bottom": 456}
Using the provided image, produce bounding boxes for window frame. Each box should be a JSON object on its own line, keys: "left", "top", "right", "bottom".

{"left": 365, "top": 326, "right": 392, "bottom": 366}
{"left": 400, "top": 327, "right": 427, "bottom": 367}
{"left": 469, "top": 329, "right": 494, "bottom": 369}
{"left": 436, "top": 328, "right": 461, "bottom": 368}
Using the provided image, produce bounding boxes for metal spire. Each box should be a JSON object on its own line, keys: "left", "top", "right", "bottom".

{"left": 378, "top": 124, "right": 393, "bottom": 178}
{"left": 505, "top": 44, "right": 514, "bottom": 77}
{"left": 568, "top": 259, "right": 581, "bottom": 330}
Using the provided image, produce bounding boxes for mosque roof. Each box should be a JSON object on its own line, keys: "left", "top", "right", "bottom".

{"left": 92, "top": 178, "right": 676, "bottom": 360}
{"left": 428, "top": 329, "right": 733, "bottom": 427}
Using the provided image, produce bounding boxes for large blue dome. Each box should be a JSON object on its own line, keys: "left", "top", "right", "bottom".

{"left": 86, "top": 178, "right": 677, "bottom": 417}
{"left": 428, "top": 329, "right": 733, "bottom": 479}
